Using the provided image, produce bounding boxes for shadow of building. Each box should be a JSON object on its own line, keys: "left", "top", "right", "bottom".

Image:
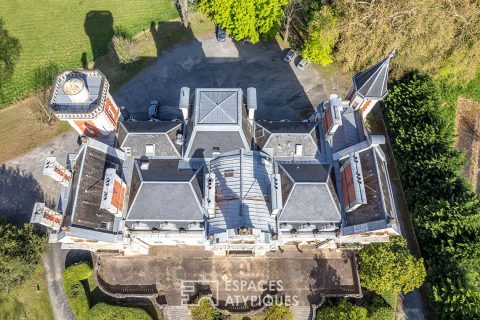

{"left": 0, "top": 164, "right": 45, "bottom": 224}
{"left": 84, "top": 11, "right": 115, "bottom": 62}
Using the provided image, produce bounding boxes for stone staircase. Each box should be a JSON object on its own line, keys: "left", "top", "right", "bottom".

{"left": 163, "top": 306, "right": 191, "bottom": 320}
{"left": 291, "top": 305, "right": 313, "bottom": 320}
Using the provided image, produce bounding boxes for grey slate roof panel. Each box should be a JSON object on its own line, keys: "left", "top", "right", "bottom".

{"left": 127, "top": 183, "right": 204, "bottom": 221}
{"left": 256, "top": 121, "right": 316, "bottom": 134}
{"left": 137, "top": 159, "right": 198, "bottom": 182}
{"left": 279, "top": 184, "right": 341, "bottom": 223}
{"left": 353, "top": 50, "right": 395, "bottom": 99}
{"left": 279, "top": 163, "right": 330, "bottom": 183}
{"left": 331, "top": 106, "right": 365, "bottom": 153}
{"left": 196, "top": 89, "right": 240, "bottom": 124}
{"left": 187, "top": 131, "right": 247, "bottom": 158}
{"left": 121, "top": 134, "right": 180, "bottom": 158}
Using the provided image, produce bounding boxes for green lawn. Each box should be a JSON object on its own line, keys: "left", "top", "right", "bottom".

{"left": 0, "top": 262, "right": 54, "bottom": 320}
{"left": 0, "top": 0, "right": 179, "bottom": 108}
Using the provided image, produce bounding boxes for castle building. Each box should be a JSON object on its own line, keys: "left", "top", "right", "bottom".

{"left": 32, "top": 51, "right": 400, "bottom": 255}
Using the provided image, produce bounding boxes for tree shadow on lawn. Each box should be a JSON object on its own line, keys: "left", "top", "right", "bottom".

{"left": 0, "top": 164, "right": 46, "bottom": 225}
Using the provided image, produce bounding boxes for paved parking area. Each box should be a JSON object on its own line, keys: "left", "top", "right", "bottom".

{"left": 97, "top": 245, "right": 360, "bottom": 307}
{"left": 114, "top": 36, "right": 349, "bottom": 121}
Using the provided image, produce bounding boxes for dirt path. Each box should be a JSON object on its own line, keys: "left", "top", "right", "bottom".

{"left": 455, "top": 98, "right": 480, "bottom": 192}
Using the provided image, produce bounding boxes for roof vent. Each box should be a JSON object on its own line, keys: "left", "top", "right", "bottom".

{"left": 175, "top": 133, "right": 184, "bottom": 145}
{"left": 140, "top": 160, "right": 149, "bottom": 170}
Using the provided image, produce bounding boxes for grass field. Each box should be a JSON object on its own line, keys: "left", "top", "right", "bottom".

{"left": 0, "top": 262, "right": 53, "bottom": 320}
{"left": 0, "top": 0, "right": 179, "bottom": 108}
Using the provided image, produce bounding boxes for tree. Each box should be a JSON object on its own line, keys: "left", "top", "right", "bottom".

{"left": 358, "top": 236, "right": 426, "bottom": 295}
{"left": 0, "top": 18, "right": 21, "bottom": 92}
{"left": 315, "top": 300, "right": 367, "bottom": 320}
{"left": 301, "top": 6, "right": 338, "bottom": 66}
{"left": 198, "top": 0, "right": 288, "bottom": 43}
{"left": 176, "top": 0, "right": 190, "bottom": 28}
{"left": 0, "top": 222, "right": 47, "bottom": 292}
{"left": 282, "top": 0, "right": 301, "bottom": 42}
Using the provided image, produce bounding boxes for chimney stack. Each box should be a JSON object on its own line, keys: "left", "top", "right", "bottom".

{"left": 247, "top": 87, "right": 257, "bottom": 121}
{"left": 179, "top": 87, "right": 190, "bottom": 120}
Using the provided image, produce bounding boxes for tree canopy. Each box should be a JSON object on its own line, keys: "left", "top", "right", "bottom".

{"left": 0, "top": 222, "right": 46, "bottom": 293}
{"left": 358, "top": 236, "right": 426, "bottom": 295}
{"left": 198, "top": 0, "right": 288, "bottom": 43}
{"left": 301, "top": 6, "right": 338, "bottom": 66}
{"left": 329, "top": 0, "right": 480, "bottom": 78}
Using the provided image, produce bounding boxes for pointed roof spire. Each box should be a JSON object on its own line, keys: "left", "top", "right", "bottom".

{"left": 352, "top": 49, "right": 396, "bottom": 100}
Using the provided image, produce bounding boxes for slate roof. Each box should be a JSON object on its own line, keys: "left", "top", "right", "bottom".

{"left": 185, "top": 88, "right": 251, "bottom": 159}
{"left": 117, "top": 121, "right": 182, "bottom": 158}
{"left": 278, "top": 162, "right": 341, "bottom": 223}
{"left": 255, "top": 121, "right": 320, "bottom": 157}
{"left": 353, "top": 49, "right": 396, "bottom": 100}
{"left": 331, "top": 106, "right": 365, "bottom": 152}
{"left": 195, "top": 89, "right": 242, "bottom": 125}
{"left": 208, "top": 150, "right": 276, "bottom": 233}
{"left": 50, "top": 69, "right": 108, "bottom": 113}
{"left": 69, "top": 141, "right": 125, "bottom": 232}
{"left": 125, "top": 159, "right": 204, "bottom": 223}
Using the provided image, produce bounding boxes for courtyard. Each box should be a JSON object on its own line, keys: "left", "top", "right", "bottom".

{"left": 97, "top": 245, "right": 360, "bottom": 309}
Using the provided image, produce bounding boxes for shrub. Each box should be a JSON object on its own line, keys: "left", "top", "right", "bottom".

{"left": 264, "top": 303, "right": 293, "bottom": 320}
{"left": 88, "top": 302, "right": 151, "bottom": 320}
{"left": 112, "top": 35, "right": 139, "bottom": 64}
{"left": 62, "top": 262, "right": 93, "bottom": 320}
{"left": 62, "top": 262, "right": 151, "bottom": 320}
{"left": 190, "top": 298, "right": 226, "bottom": 320}
{"left": 315, "top": 300, "right": 367, "bottom": 320}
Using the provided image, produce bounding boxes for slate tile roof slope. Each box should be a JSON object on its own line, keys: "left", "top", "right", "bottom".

{"left": 343, "top": 148, "right": 387, "bottom": 226}
{"left": 331, "top": 106, "right": 365, "bottom": 153}
{"left": 117, "top": 121, "right": 182, "bottom": 158}
{"left": 352, "top": 50, "right": 396, "bottom": 100}
{"left": 71, "top": 145, "right": 122, "bottom": 232}
{"left": 195, "top": 89, "right": 242, "bottom": 125}
{"left": 208, "top": 150, "right": 276, "bottom": 233}
{"left": 126, "top": 159, "right": 204, "bottom": 222}
{"left": 278, "top": 162, "right": 341, "bottom": 223}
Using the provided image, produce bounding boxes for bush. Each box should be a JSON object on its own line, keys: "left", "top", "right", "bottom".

{"left": 62, "top": 262, "right": 93, "bottom": 320}
{"left": 190, "top": 298, "right": 226, "bottom": 320}
{"left": 88, "top": 302, "right": 151, "bottom": 320}
{"left": 62, "top": 262, "right": 151, "bottom": 320}
{"left": 264, "top": 303, "right": 293, "bottom": 320}
{"left": 316, "top": 300, "right": 367, "bottom": 320}
{"left": 112, "top": 35, "right": 140, "bottom": 64}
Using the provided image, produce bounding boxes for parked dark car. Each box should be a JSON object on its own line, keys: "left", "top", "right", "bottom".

{"left": 216, "top": 25, "right": 226, "bottom": 42}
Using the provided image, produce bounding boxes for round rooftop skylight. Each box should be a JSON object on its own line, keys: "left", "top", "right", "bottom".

{"left": 63, "top": 77, "right": 85, "bottom": 95}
